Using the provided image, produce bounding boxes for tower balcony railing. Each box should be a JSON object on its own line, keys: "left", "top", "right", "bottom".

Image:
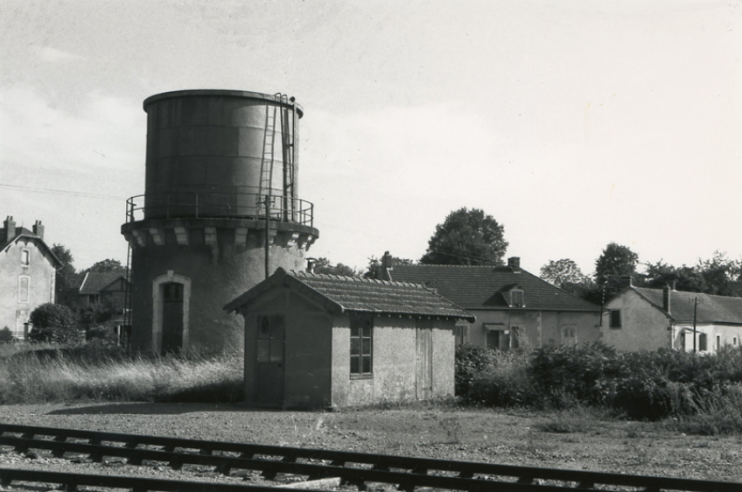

{"left": 125, "top": 192, "right": 314, "bottom": 227}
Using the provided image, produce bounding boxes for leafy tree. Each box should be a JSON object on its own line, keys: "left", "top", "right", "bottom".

{"left": 643, "top": 253, "right": 742, "bottom": 297}
{"left": 78, "top": 296, "right": 120, "bottom": 328}
{"left": 594, "top": 243, "right": 639, "bottom": 284}
{"left": 365, "top": 254, "right": 415, "bottom": 279}
{"left": 695, "top": 252, "right": 742, "bottom": 297}
{"left": 420, "top": 208, "right": 508, "bottom": 265}
{"left": 312, "top": 258, "right": 360, "bottom": 277}
{"left": 643, "top": 260, "right": 704, "bottom": 292}
{"left": 52, "top": 244, "right": 82, "bottom": 300}
{"left": 540, "top": 259, "right": 589, "bottom": 288}
{"left": 82, "top": 259, "right": 127, "bottom": 275}
{"left": 28, "top": 303, "right": 83, "bottom": 344}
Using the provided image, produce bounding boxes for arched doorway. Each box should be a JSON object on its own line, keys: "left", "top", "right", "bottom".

{"left": 161, "top": 282, "right": 184, "bottom": 353}
{"left": 152, "top": 272, "right": 191, "bottom": 355}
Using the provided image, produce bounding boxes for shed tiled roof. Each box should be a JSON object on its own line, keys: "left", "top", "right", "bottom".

{"left": 79, "top": 273, "right": 127, "bottom": 294}
{"left": 388, "top": 264, "right": 601, "bottom": 312}
{"left": 632, "top": 287, "right": 742, "bottom": 325}
{"left": 224, "top": 268, "right": 475, "bottom": 321}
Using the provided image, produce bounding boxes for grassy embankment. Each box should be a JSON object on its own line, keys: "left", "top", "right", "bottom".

{"left": 2, "top": 340, "right": 742, "bottom": 437}
{"left": 0, "top": 342, "right": 244, "bottom": 404}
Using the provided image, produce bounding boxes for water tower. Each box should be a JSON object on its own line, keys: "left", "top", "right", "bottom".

{"left": 121, "top": 90, "right": 319, "bottom": 354}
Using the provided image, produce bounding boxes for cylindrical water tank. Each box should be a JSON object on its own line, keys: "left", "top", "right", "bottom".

{"left": 142, "top": 90, "right": 302, "bottom": 219}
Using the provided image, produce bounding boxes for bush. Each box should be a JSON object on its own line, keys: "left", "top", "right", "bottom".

{"left": 466, "top": 351, "right": 538, "bottom": 407}
{"left": 455, "top": 344, "right": 498, "bottom": 396}
{"left": 0, "top": 327, "right": 15, "bottom": 344}
{"left": 28, "top": 303, "right": 83, "bottom": 344}
{"left": 529, "top": 343, "right": 624, "bottom": 407}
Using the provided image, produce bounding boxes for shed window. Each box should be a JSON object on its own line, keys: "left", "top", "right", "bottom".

{"left": 21, "top": 249, "right": 30, "bottom": 266}
{"left": 699, "top": 333, "right": 708, "bottom": 352}
{"left": 609, "top": 310, "right": 621, "bottom": 328}
{"left": 350, "top": 316, "right": 372, "bottom": 378}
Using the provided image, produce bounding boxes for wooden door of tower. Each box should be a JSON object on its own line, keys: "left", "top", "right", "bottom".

{"left": 256, "top": 315, "right": 285, "bottom": 407}
{"left": 416, "top": 320, "right": 433, "bottom": 400}
{"left": 161, "top": 283, "right": 184, "bottom": 354}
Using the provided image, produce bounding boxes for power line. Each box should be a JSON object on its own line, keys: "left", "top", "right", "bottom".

{"left": 0, "top": 183, "right": 125, "bottom": 201}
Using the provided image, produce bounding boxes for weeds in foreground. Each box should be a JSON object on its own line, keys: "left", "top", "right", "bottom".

{"left": 535, "top": 406, "right": 607, "bottom": 434}
{"left": 0, "top": 348, "right": 244, "bottom": 404}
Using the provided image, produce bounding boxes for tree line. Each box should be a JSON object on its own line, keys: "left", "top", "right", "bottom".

{"left": 313, "top": 207, "right": 742, "bottom": 305}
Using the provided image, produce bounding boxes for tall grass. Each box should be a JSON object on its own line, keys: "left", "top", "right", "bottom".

{"left": 0, "top": 346, "right": 244, "bottom": 404}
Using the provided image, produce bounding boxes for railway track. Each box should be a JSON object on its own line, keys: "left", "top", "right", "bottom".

{"left": 0, "top": 423, "right": 737, "bottom": 492}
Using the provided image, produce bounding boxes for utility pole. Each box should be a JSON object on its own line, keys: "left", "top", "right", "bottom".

{"left": 692, "top": 296, "right": 699, "bottom": 353}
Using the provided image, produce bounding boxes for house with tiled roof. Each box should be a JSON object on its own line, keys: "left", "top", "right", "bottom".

{"left": 58, "top": 272, "right": 130, "bottom": 312}
{"left": 225, "top": 267, "right": 474, "bottom": 409}
{"left": 603, "top": 282, "right": 742, "bottom": 353}
{"left": 381, "top": 254, "right": 602, "bottom": 351}
{"left": 0, "top": 216, "right": 61, "bottom": 340}
{"left": 78, "top": 272, "right": 129, "bottom": 310}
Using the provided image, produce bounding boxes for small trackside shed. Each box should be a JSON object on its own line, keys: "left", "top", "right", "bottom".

{"left": 224, "top": 267, "right": 475, "bottom": 409}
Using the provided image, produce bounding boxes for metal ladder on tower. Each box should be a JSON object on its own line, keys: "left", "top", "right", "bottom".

{"left": 275, "top": 93, "right": 295, "bottom": 221}
{"left": 257, "top": 99, "right": 278, "bottom": 217}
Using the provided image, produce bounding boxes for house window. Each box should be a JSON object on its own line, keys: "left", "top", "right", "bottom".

{"left": 511, "top": 326, "right": 521, "bottom": 349}
{"left": 609, "top": 310, "right": 621, "bottom": 328}
{"left": 21, "top": 249, "right": 30, "bottom": 266}
{"left": 18, "top": 276, "right": 30, "bottom": 303}
{"left": 699, "top": 333, "right": 708, "bottom": 352}
{"left": 350, "top": 316, "right": 373, "bottom": 378}
{"left": 734, "top": 337, "right": 738, "bottom": 346}
{"left": 454, "top": 324, "right": 469, "bottom": 346}
{"left": 716, "top": 335, "right": 720, "bottom": 351}
{"left": 562, "top": 326, "right": 578, "bottom": 347}
{"left": 510, "top": 289, "right": 524, "bottom": 307}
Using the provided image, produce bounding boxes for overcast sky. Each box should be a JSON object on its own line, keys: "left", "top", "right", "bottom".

{"left": 1, "top": 0, "right": 740, "bottom": 276}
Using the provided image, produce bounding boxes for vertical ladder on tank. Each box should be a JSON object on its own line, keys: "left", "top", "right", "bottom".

{"left": 257, "top": 101, "right": 278, "bottom": 217}
{"left": 122, "top": 244, "right": 132, "bottom": 353}
{"left": 275, "top": 93, "right": 296, "bottom": 222}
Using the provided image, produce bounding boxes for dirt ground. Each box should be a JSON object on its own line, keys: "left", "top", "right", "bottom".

{"left": 0, "top": 402, "right": 740, "bottom": 486}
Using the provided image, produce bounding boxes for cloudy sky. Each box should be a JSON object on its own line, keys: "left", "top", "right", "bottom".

{"left": 1, "top": 0, "right": 740, "bottom": 276}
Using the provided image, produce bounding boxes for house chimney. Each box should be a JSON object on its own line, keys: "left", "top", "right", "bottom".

{"left": 663, "top": 284, "right": 671, "bottom": 314}
{"left": 619, "top": 275, "right": 633, "bottom": 288}
{"left": 380, "top": 251, "right": 393, "bottom": 280}
{"left": 32, "top": 220, "right": 44, "bottom": 240}
{"left": 3, "top": 216, "right": 15, "bottom": 243}
{"left": 508, "top": 257, "right": 521, "bottom": 272}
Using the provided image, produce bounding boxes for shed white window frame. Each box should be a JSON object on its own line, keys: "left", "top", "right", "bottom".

{"left": 350, "top": 315, "right": 373, "bottom": 379}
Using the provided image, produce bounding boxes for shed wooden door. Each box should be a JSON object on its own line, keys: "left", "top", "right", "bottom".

{"left": 256, "top": 315, "right": 285, "bottom": 407}
{"left": 161, "top": 283, "right": 184, "bottom": 354}
{"left": 416, "top": 321, "right": 433, "bottom": 400}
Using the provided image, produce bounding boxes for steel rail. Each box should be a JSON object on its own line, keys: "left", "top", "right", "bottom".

{"left": 0, "top": 423, "right": 737, "bottom": 492}
{"left": 0, "top": 468, "right": 327, "bottom": 492}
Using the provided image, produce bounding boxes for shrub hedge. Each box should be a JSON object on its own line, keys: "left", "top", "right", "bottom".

{"left": 456, "top": 343, "right": 742, "bottom": 421}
